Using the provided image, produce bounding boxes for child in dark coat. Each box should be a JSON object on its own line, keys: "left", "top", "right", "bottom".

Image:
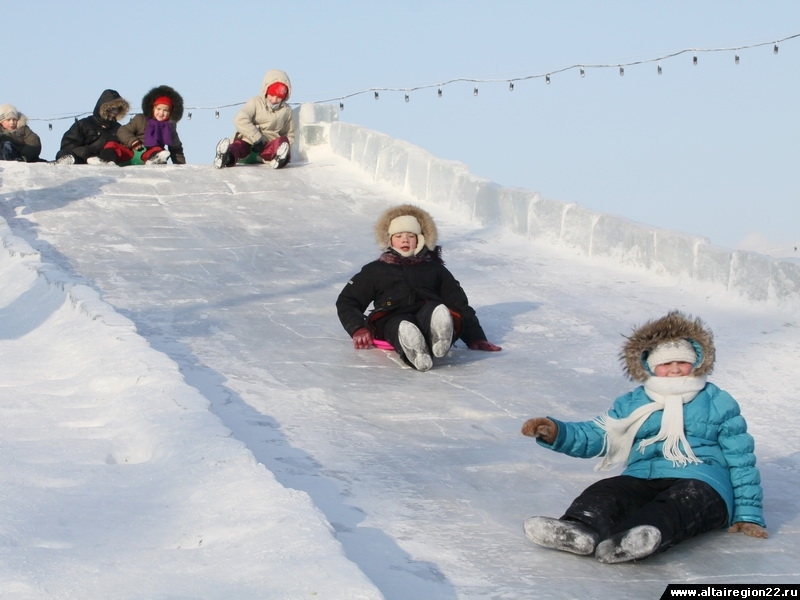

{"left": 118, "top": 85, "right": 186, "bottom": 165}
{"left": 55, "top": 89, "right": 130, "bottom": 165}
{"left": 0, "top": 104, "right": 42, "bottom": 162}
{"left": 336, "top": 204, "right": 501, "bottom": 371}
{"left": 521, "top": 311, "right": 767, "bottom": 563}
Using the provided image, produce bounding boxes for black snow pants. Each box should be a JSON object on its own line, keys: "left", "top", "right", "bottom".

{"left": 379, "top": 302, "right": 446, "bottom": 366}
{"left": 562, "top": 475, "right": 728, "bottom": 554}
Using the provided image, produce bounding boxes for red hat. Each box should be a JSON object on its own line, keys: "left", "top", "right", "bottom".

{"left": 266, "top": 82, "right": 288, "bottom": 100}
{"left": 153, "top": 96, "right": 173, "bottom": 108}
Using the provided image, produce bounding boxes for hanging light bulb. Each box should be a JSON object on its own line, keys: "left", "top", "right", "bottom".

{"left": 374, "top": 91, "right": 379, "bottom": 100}
{"left": 693, "top": 55, "right": 698, "bottom": 66}
{"left": 437, "top": 88, "right": 442, "bottom": 97}
{"left": 619, "top": 66, "right": 624, "bottom": 76}
{"left": 339, "top": 102, "right": 344, "bottom": 111}
{"left": 215, "top": 110, "right": 220, "bottom": 119}
{"left": 48, "top": 123, "right": 52, "bottom": 130}
{"left": 473, "top": 87, "right": 478, "bottom": 96}
{"left": 580, "top": 68, "right": 585, "bottom": 77}
{"left": 508, "top": 82, "right": 514, "bottom": 91}
{"left": 545, "top": 74, "right": 550, "bottom": 84}
{"left": 657, "top": 64, "right": 662, "bottom": 75}
{"left": 405, "top": 94, "right": 410, "bottom": 103}
{"left": 774, "top": 43, "right": 779, "bottom": 54}
{"left": 735, "top": 54, "right": 740, "bottom": 64}
{"left": 187, "top": 112, "right": 192, "bottom": 120}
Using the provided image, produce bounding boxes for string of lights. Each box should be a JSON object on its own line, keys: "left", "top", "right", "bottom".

{"left": 30, "top": 32, "right": 799, "bottom": 128}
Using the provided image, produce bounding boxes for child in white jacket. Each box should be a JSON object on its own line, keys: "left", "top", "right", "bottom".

{"left": 214, "top": 69, "right": 294, "bottom": 169}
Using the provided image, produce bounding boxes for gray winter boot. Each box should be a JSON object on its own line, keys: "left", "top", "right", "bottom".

{"left": 429, "top": 304, "right": 454, "bottom": 358}
{"left": 398, "top": 321, "right": 433, "bottom": 372}
{"left": 595, "top": 525, "right": 661, "bottom": 564}
{"left": 524, "top": 516, "right": 600, "bottom": 556}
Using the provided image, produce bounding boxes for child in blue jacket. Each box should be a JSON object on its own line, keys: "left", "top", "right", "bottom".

{"left": 521, "top": 310, "right": 767, "bottom": 563}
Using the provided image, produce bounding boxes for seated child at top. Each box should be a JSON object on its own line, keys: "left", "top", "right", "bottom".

{"left": 118, "top": 85, "right": 186, "bottom": 165}
{"left": 0, "top": 104, "right": 42, "bottom": 162}
{"left": 214, "top": 69, "right": 294, "bottom": 170}
{"left": 55, "top": 89, "right": 130, "bottom": 165}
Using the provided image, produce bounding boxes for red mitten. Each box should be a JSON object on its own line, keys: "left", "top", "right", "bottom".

{"left": 521, "top": 417, "right": 558, "bottom": 444}
{"left": 351, "top": 327, "right": 374, "bottom": 350}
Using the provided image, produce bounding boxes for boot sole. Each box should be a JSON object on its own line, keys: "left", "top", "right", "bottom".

{"left": 429, "top": 305, "right": 454, "bottom": 358}
{"left": 214, "top": 138, "right": 230, "bottom": 169}
{"left": 595, "top": 525, "right": 661, "bottom": 564}
{"left": 524, "top": 516, "right": 599, "bottom": 556}
{"left": 398, "top": 321, "right": 432, "bottom": 372}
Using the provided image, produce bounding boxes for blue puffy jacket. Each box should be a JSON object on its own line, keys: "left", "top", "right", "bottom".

{"left": 539, "top": 382, "right": 765, "bottom": 527}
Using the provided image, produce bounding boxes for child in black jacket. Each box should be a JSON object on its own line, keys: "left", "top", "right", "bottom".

{"left": 336, "top": 204, "right": 501, "bottom": 371}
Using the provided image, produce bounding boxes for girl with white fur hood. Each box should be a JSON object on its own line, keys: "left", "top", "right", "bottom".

{"left": 336, "top": 204, "right": 501, "bottom": 371}
{"left": 521, "top": 310, "right": 766, "bottom": 563}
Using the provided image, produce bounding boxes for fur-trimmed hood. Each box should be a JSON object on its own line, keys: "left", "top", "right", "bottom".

{"left": 621, "top": 310, "right": 716, "bottom": 382}
{"left": 92, "top": 89, "right": 130, "bottom": 123}
{"left": 261, "top": 69, "right": 292, "bottom": 102}
{"left": 141, "top": 85, "right": 184, "bottom": 122}
{"left": 374, "top": 204, "right": 438, "bottom": 252}
{"left": 0, "top": 104, "right": 27, "bottom": 127}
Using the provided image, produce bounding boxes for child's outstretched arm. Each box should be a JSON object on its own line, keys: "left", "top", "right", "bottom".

{"left": 727, "top": 522, "right": 768, "bottom": 539}
{"left": 521, "top": 417, "right": 558, "bottom": 444}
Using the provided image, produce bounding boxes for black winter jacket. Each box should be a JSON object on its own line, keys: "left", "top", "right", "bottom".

{"left": 336, "top": 251, "right": 488, "bottom": 345}
{"left": 56, "top": 89, "right": 129, "bottom": 163}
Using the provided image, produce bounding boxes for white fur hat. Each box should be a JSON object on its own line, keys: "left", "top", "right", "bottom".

{"left": 646, "top": 339, "right": 697, "bottom": 371}
{"left": 387, "top": 215, "right": 425, "bottom": 256}
{"left": 387, "top": 215, "right": 422, "bottom": 236}
{"left": 0, "top": 104, "right": 19, "bottom": 121}
{"left": 375, "top": 204, "right": 437, "bottom": 255}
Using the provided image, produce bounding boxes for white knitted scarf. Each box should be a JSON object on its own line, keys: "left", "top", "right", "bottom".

{"left": 594, "top": 375, "right": 706, "bottom": 471}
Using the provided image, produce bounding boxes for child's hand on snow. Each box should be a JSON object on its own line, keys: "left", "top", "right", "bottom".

{"left": 521, "top": 418, "right": 557, "bottom": 444}
{"left": 728, "top": 522, "right": 768, "bottom": 539}
{"left": 468, "top": 339, "right": 502, "bottom": 351}
{"left": 351, "top": 327, "right": 374, "bottom": 349}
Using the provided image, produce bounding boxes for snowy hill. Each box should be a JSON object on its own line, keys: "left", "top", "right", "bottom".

{"left": 1, "top": 114, "right": 798, "bottom": 598}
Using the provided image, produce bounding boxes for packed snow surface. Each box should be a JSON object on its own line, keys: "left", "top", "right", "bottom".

{"left": 1, "top": 147, "right": 798, "bottom": 599}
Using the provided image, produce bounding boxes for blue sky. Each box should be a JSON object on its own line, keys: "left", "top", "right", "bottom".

{"left": 8, "top": 1, "right": 800, "bottom": 251}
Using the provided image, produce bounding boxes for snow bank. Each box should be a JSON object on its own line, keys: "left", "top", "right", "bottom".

{"left": 0, "top": 219, "right": 384, "bottom": 599}
{"left": 297, "top": 103, "right": 800, "bottom": 306}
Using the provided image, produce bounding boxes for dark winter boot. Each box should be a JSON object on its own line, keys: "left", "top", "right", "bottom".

{"left": 271, "top": 141, "right": 290, "bottom": 169}
{"left": 595, "top": 525, "right": 661, "bottom": 564}
{"left": 524, "top": 516, "right": 600, "bottom": 556}
{"left": 214, "top": 138, "right": 232, "bottom": 169}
